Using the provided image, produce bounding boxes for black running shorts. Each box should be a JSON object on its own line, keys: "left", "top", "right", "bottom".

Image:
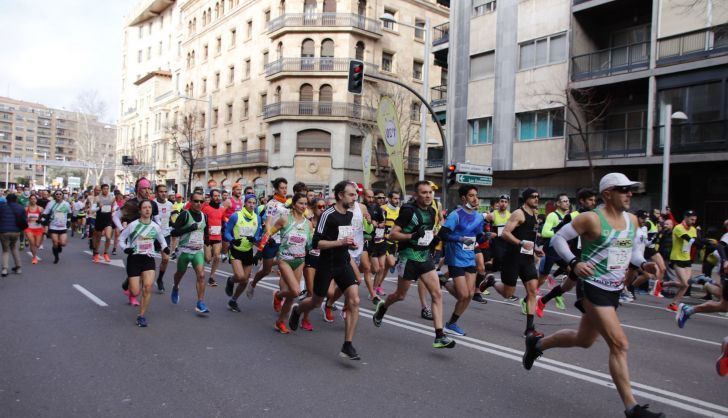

{"left": 575, "top": 280, "right": 620, "bottom": 313}
{"left": 126, "top": 254, "right": 156, "bottom": 277}
{"left": 313, "top": 260, "right": 358, "bottom": 298}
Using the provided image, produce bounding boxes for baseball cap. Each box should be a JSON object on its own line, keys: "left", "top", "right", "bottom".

{"left": 635, "top": 210, "right": 648, "bottom": 219}
{"left": 175, "top": 193, "right": 182, "bottom": 198}
{"left": 599, "top": 173, "right": 640, "bottom": 193}
{"left": 498, "top": 194, "right": 510, "bottom": 201}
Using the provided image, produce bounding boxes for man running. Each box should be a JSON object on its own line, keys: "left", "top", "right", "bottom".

{"left": 170, "top": 193, "right": 185, "bottom": 258}
{"left": 248, "top": 177, "right": 288, "bottom": 297}
{"left": 42, "top": 190, "right": 72, "bottom": 264}
{"left": 92, "top": 184, "right": 115, "bottom": 263}
{"left": 522, "top": 173, "right": 664, "bottom": 418}
{"left": 537, "top": 193, "right": 571, "bottom": 291}
{"left": 202, "top": 189, "right": 226, "bottom": 287}
{"left": 667, "top": 210, "right": 698, "bottom": 311}
{"left": 372, "top": 181, "right": 455, "bottom": 349}
{"left": 153, "top": 184, "right": 173, "bottom": 293}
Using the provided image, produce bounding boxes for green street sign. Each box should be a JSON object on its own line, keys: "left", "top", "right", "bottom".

{"left": 456, "top": 173, "right": 493, "bottom": 186}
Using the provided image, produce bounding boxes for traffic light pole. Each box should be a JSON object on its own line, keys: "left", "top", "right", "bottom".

{"left": 363, "top": 72, "right": 450, "bottom": 210}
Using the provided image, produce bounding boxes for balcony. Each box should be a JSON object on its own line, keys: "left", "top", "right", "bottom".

{"left": 430, "top": 85, "right": 447, "bottom": 109}
{"left": 194, "top": 150, "right": 268, "bottom": 172}
{"left": 567, "top": 128, "right": 647, "bottom": 160}
{"left": 263, "top": 101, "right": 376, "bottom": 121}
{"left": 571, "top": 42, "right": 650, "bottom": 81}
{"left": 432, "top": 22, "right": 449, "bottom": 47}
{"left": 657, "top": 24, "right": 728, "bottom": 66}
{"left": 653, "top": 121, "right": 728, "bottom": 155}
{"left": 267, "top": 13, "right": 382, "bottom": 38}
{"left": 265, "top": 57, "right": 378, "bottom": 79}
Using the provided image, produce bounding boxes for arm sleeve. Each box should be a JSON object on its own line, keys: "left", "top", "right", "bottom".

{"left": 42, "top": 202, "right": 52, "bottom": 215}
{"left": 630, "top": 242, "right": 647, "bottom": 267}
{"left": 540, "top": 213, "right": 559, "bottom": 239}
{"left": 223, "top": 213, "right": 238, "bottom": 242}
{"left": 112, "top": 207, "right": 123, "bottom": 230}
{"left": 118, "top": 222, "right": 132, "bottom": 251}
{"left": 552, "top": 223, "right": 579, "bottom": 263}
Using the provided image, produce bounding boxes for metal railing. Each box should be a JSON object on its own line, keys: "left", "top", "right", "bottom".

{"left": 263, "top": 101, "right": 376, "bottom": 120}
{"left": 265, "top": 57, "right": 378, "bottom": 77}
{"left": 653, "top": 121, "right": 728, "bottom": 155}
{"left": 267, "top": 13, "right": 382, "bottom": 34}
{"left": 571, "top": 42, "right": 650, "bottom": 81}
{"left": 567, "top": 128, "right": 647, "bottom": 160}
{"left": 657, "top": 24, "right": 728, "bottom": 65}
{"left": 194, "top": 150, "right": 268, "bottom": 171}
{"left": 430, "top": 85, "right": 447, "bottom": 108}
{"left": 433, "top": 22, "right": 449, "bottom": 46}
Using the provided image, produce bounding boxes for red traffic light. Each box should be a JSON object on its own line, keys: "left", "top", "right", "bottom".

{"left": 353, "top": 65, "right": 363, "bottom": 73}
{"left": 448, "top": 164, "right": 457, "bottom": 172}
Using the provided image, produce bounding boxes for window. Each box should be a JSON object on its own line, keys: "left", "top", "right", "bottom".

{"left": 230, "top": 28, "right": 236, "bottom": 46}
{"left": 138, "top": 26, "right": 143, "bottom": 39}
{"left": 215, "top": 71, "right": 221, "bottom": 89}
{"left": 519, "top": 33, "right": 566, "bottom": 70}
{"left": 260, "top": 93, "right": 267, "bottom": 114}
{"left": 262, "top": 51, "right": 269, "bottom": 68}
{"left": 470, "top": 51, "right": 495, "bottom": 80}
{"left": 137, "top": 50, "right": 142, "bottom": 63}
{"left": 244, "top": 59, "right": 251, "bottom": 79}
{"left": 350, "top": 135, "right": 363, "bottom": 155}
{"left": 517, "top": 108, "right": 564, "bottom": 141}
{"left": 413, "top": 60, "right": 423, "bottom": 81}
{"left": 204, "top": 44, "right": 209, "bottom": 60}
{"left": 264, "top": 9, "right": 271, "bottom": 23}
{"left": 246, "top": 20, "right": 253, "bottom": 39}
{"left": 473, "top": 0, "right": 496, "bottom": 17}
{"left": 225, "top": 142, "right": 232, "bottom": 154}
{"left": 216, "top": 36, "right": 222, "bottom": 54}
{"left": 414, "top": 18, "right": 425, "bottom": 40}
{"left": 410, "top": 103, "right": 421, "bottom": 121}
{"left": 226, "top": 103, "right": 233, "bottom": 122}
{"left": 158, "top": 41, "right": 163, "bottom": 55}
{"left": 242, "top": 98, "right": 250, "bottom": 118}
{"left": 382, "top": 52, "right": 393, "bottom": 72}
{"left": 297, "top": 129, "right": 331, "bottom": 152}
{"left": 383, "top": 9, "right": 396, "bottom": 30}
{"left": 468, "top": 117, "right": 493, "bottom": 145}
{"left": 228, "top": 65, "right": 235, "bottom": 84}
{"left": 273, "top": 133, "right": 281, "bottom": 153}
{"left": 212, "top": 108, "right": 219, "bottom": 126}
{"left": 201, "top": 77, "right": 207, "bottom": 94}
{"left": 147, "top": 47, "right": 151, "bottom": 60}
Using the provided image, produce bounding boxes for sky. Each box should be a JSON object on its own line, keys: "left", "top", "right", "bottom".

{"left": 0, "top": 0, "right": 137, "bottom": 124}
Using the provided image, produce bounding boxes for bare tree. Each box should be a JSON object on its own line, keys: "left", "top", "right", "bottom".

{"left": 72, "top": 90, "right": 113, "bottom": 187}
{"left": 166, "top": 113, "right": 205, "bottom": 195}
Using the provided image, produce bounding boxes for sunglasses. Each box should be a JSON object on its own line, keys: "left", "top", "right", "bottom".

{"left": 376, "top": 196, "right": 386, "bottom": 199}
{"left": 612, "top": 186, "right": 634, "bottom": 193}
{"left": 192, "top": 199, "right": 204, "bottom": 203}
{"left": 529, "top": 195, "right": 540, "bottom": 199}
{"left": 316, "top": 205, "right": 326, "bottom": 209}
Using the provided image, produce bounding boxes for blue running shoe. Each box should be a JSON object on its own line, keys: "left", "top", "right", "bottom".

{"left": 171, "top": 287, "right": 180, "bottom": 304}
{"left": 676, "top": 303, "right": 690, "bottom": 328}
{"left": 195, "top": 300, "right": 210, "bottom": 315}
{"left": 136, "top": 315, "right": 147, "bottom": 327}
{"left": 444, "top": 322, "right": 466, "bottom": 336}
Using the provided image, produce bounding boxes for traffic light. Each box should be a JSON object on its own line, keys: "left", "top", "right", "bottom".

{"left": 347, "top": 59, "right": 364, "bottom": 95}
{"left": 447, "top": 164, "right": 457, "bottom": 187}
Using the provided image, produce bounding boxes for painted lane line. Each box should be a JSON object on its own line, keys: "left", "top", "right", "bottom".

{"left": 73, "top": 284, "right": 108, "bottom": 307}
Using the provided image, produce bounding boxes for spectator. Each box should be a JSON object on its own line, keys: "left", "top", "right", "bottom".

{"left": 0, "top": 194, "right": 27, "bottom": 276}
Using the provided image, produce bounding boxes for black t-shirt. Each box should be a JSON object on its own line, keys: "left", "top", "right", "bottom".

{"left": 367, "top": 202, "right": 385, "bottom": 224}
{"left": 37, "top": 198, "right": 50, "bottom": 210}
{"left": 313, "top": 206, "right": 353, "bottom": 265}
{"left": 121, "top": 197, "right": 159, "bottom": 223}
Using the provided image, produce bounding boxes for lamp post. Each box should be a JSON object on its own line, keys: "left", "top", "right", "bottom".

{"left": 661, "top": 103, "right": 688, "bottom": 211}
{"left": 178, "top": 93, "right": 212, "bottom": 190}
{"left": 380, "top": 13, "right": 431, "bottom": 181}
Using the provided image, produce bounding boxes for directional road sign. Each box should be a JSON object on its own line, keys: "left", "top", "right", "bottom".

{"left": 456, "top": 173, "right": 493, "bottom": 186}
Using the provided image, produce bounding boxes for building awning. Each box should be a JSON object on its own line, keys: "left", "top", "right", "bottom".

{"left": 134, "top": 70, "right": 172, "bottom": 86}
{"left": 128, "top": 0, "right": 175, "bottom": 26}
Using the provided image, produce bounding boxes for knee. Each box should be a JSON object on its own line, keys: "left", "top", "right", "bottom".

{"left": 348, "top": 294, "right": 360, "bottom": 309}
{"left": 430, "top": 289, "right": 443, "bottom": 304}
{"left": 609, "top": 336, "right": 629, "bottom": 354}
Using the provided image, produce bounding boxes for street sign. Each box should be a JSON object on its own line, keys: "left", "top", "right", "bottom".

{"left": 456, "top": 173, "right": 493, "bottom": 186}
{"left": 456, "top": 163, "right": 492, "bottom": 175}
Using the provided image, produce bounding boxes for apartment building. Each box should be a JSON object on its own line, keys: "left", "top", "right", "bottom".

{"left": 0, "top": 96, "right": 116, "bottom": 188}
{"left": 439, "top": 0, "right": 727, "bottom": 222}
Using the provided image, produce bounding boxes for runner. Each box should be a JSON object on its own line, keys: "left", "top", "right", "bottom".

{"left": 118, "top": 199, "right": 169, "bottom": 327}
{"left": 71, "top": 193, "right": 86, "bottom": 237}
{"left": 91, "top": 184, "right": 115, "bottom": 263}
{"left": 170, "top": 192, "right": 185, "bottom": 259}
{"left": 666, "top": 210, "right": 698, "bottom": 311}
{"left": 304, "top": 198, "right": 327, "bottom": 322}
{"left": 288, "top": 181, "right": 362, "bottom": 360}
{"left": 489, "top": 194, "right": 512, "bottom": 275}
{"left": 41, "top": 190, "right": 72, "bottom": 264}
{"left": 202, "top": 189, "right": 226, "bottom": 287}
{"left": 522, "top": 172, "right": 664, "bottom": 418}
{"left": 373, "top": 190, "right": 401, "bottom": 306}
{"left": 153, "top": 184, "right": 173, "bottom": 293}
{"left": 223, "top": 193, "right": 262, "bottom": 313}
{"left": 372, "top": 181, "right": 456, "bottom": 349}
{"left": 221, "top": 183, "right": 244, "bottom": 263}
{"left": 719, "top": 336, "right": 728, "bottom": 377}
{"left": 85, "top": 186, "right": 99, "bottom": 251}
{"left": 112, "top": 189, "right": 125, "bottom": 255}
{"left": 170, "top": 191, "right": 209, "bottom": 315}
{"left": 536, "top": 193, "right": 571, "bottom": 291}
{"left": 24, "top": 194, "right": 44, "bottom": 264}
{"left": 364, "top": 189, "right": 386, "bottom": 303}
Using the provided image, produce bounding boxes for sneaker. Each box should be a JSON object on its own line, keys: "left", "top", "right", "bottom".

{"left": 171, "top": 287, "right": 180, "bottom": 304}
{"left": 478, "top": 274, "right": 495, "bottom": 292}
{"left": 371, "top": 296, "right": 382, "bottom": 306}
{"left": 522, "top": 334, "right": 543, "bottom": 370}
{"left": 12, "top": 267, "right": 21, "bottom": 274}
{"left": 619, "top": 292, "right": 633, "bottom": 304}
{"left": 225, "top": 277, "right": 234, "bottom": 297}
{"left": 103, "top": 253, "right": 111, "bottom": 263}
{"left": 676, "top": 303, "right": 690, "bottom": 328}
{"left": 321, "top": 302, "right": 334, "bottom": 323}
{"left": 32, "top": 256, "right": 38, "bottom": 265}
{"left": 445, "top": 322, "right": 466, "bottom": 336}
{"left": 339, "top": 305, "right": 347, "bottom": 320}
{"left": 288, "top": 305, "right": 301, "bottom": 331}
{"left": 472, "top": 293, "right": 488, "bottom": 304}
{"left": 301, "top": 318, "right": 313, "bottom": 331}
{"left": 340, "top": 343, "right": 360, "bottom": 360}
{"left": 375, "top": 286, "right": 386, "bottom": 297}
{"left": 520, "top": 298, "right": 528, "bottom": 315}
{"left": 536, "top": 297, "right": 546, "bottom": 318}
{"left": 482, "top": 289, "right": 491, "bottom": 296}
{"left": 625, "top": 404, "right": 666, "bottom": 418}
{"left": 652, "top": 280, "right": 663, "bottom": 297}
{"left": 297, "top": 289, "right": 307, "bottom": 301}
{"left": 136, "top": 315, "right": 148, "bottom": 327}
{"left": 228, "top": 299, "right": 241, "bottom": 313}
{"left": 245, "top": 283, "right": 255, "bottom": 299}
{"left": 524, "top": 329, "right": 545, "bottom": 338}
{"left": 275, "top": 320, "right": 290, "bottom": 334}
{"left": 156, "top": 277, "right": 165, "bottom": 293}
{"left": 93, "top": 253, "right": 100, "bottom": 263}
{"left": 195, "top": 300, "right": 210, "bottom": 315}
{"left": 2, "top": 268, "right": 9, "bottom": 277}
{"left": 273, "top": 291, "right": 283, "bottom": 313}
{"left": 507, "top": 295, "right": 519, "bottom": 302}
{"left": 421, "top": 306, "right": 433, "bottom": 320}
{"left": 554, "top": 296, "right": 566, "bottom": 310}
{"left": 547, "top": 274, "right": 556, "bottom": 289}
{"left": 433, "top": 336, "right": 456, "bottom": 349}
{"left": 129, "top": 295, "right": 140, "bottom": 306}
{"left": 170, "top": 252, "right": 178, "bottom": 260}
{"left": 373, "top": 300, "right": 385, "bottom": 327}
{"left": 208, "top": 277, "right": 218, "bottom": 287}
{"left": 667, "top": 303, "right": 679, "bottom": 312}
{"left": 112, "top": 248, "right": 117, "bottom": 256}
{"left": 717, "top": 336, "right": 728, "bottom": 377}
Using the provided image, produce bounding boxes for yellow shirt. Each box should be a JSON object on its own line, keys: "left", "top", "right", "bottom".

{"left": 670, "top": 223, "right": 697, "bottom": 262}
{"left": 382, "top": 204, "right": 400, "bottom": 244}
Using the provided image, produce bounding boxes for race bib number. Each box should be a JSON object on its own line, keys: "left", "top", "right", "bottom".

{"left": 101, "top": 205, "right": 112, "bottom": 213}
{"left": 52, "top": 211, "right": 67, "bottom": 229}
{"left": 497, "top": 226, "right": 505, "bottom": 236}
{"left": 287, "top": 232, "right": 308, "bottom": 258}
{"left": 519, "top": 240, "right": 534, "bottom": 255}
{"left": 462, "top": 236, "right": 476, "bottom": 251}
{"left": 337, "top": 226, "right": 353, "bottom": 240}
{"left": 417, "top": 230, "right": 434, "bottom": 246}
{"left": 28, "top": 213, "right": 40, "bottom": 228}
{"left": 352, "top": 218, "right": 363, "bottom": 231}
{"left": 209, "top": 225, "right": 221, "bottom": 235}
{"left": 239, "top": 225, "right": 256, "bottom": 237}
{"left": 137, "top": 238, "right": 154, "bottom": 254}
{"left": 375, "top": 227, "right": 385, "bottom": 240}
{"left": 608, "top": 247, "right": 631, "bottom": 271}
{"left": 189, "top": 230, "right": 204, "bottom": 248}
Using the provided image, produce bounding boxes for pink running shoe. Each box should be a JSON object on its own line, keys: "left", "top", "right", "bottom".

{"left": 547, "top": 275, "right": 556, "bottom": 289}
{"left": 129, "top": 295, "right": 140, "bottom": 306}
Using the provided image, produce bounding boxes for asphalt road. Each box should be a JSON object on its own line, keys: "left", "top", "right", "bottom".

{"left": 0, "top": 236, "right": 726, "bottom": 417}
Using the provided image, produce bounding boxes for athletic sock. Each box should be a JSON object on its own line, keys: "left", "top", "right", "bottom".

{"left": 435, "top": 328, "right": 444, "bottom": 339}
{"left": 449, "top": 313, "right": 460, "bottom": 324}
{"left": 158, "top": 269, "right": 166, "bottom": 281}
{"left": 541, "top": 285, "right": 564, "bottom": 304}
{"left": 526, "top": 314, "right": 535, "bottom": 331}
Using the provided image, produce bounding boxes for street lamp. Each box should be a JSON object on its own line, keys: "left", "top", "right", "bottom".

{"left": 380, "top": 13, "right": 431, "bottom": 181}
{"left": 661, "top": 104, "right": 688, "bottom": 211}
{"left": 178, "top": 93, "right": 212, "bottom": 190}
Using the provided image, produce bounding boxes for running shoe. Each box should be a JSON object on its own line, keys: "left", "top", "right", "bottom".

{"left": 478, "top": 274, "right": 495, "bottom": 292}
{"left": 619, "top": 292, "right": 632, "bottom": 304}
{"left": 520, "top": 298, "right": 527, "bottom": 315}
{"left": 32, "top": 256, "right": 38, "bottom": 265}
{"left": 340, "top": 344, "right": 360, "bottom": 360}
{"left": 129, "top": 295, "right": 140, "bottom": 306}
{"left": 536, "top": 297, "right": 546, "bottom": 318}
{"left": 524, "top": 329, "right": 544, "bottom": 338}
{"left": 373, "top": 300, "right": 385, "bottom": 327}
{"left": 12, "top": 267, "right": 21, "bottom": 274}
{"left": 275, "top": 321, "right": 290, "bottom": 334}
{"left": 301, "top": 318, "right": 313, "bottom": 331}
{"left": 156, "top": 277, "right": 165, "bottom": 293}
{"left": 472, "top": 293, "right": 487, "bottom": 304}
{"left": 195, "top": 300, "right": 210, "bottom": 315}
{"left": 555, "top": 296, "right": 566, "bottom": 310}
{"left": 208, "top": 277, "right": 218, "bottom": 287}
{"left": 432, "top": 336, "right": 456, "bottom": 349}
{"left": 625, "top": 404, "right": 665, "bottom": 418}
{"left": 225, "top": 277, "right": 234, "bottom": 297}
{"left": 112, "top": 248, "right": 117, "bottom": 256}
{"left": 297, "top": 289, "right": 307, "bottom": 301}
{"left": 245, "top": 283, "right": 255, "bottom": 299}
{"left": 375, "top": 286, "right": 386, "bottom": 297}
{"left": 651, "top": 280, "right": 663, "bottom": 297}
{"left": 522, "top": 333, "right": 543, "bottom": 370}
{"left": 421, "top": 306, "right": 433, "bottom": 320}
{"left": 2, "top": 268, "right": 10, "bottom": 277}
{"left": 717, "top": 336, "right": 728, "bottom": 377}
{"left": 288, "top": 305, "right": 301, "bottom": 331}
{"left": 103, "top": 253, "right": 111, "bottom": 263}
{"left": 371, "top": 296, "right": 382, "bottom": 306}
{"left": 507, "top": 296, "right": 519, "bottom": 302}
{"left": 136, "top": 315, "right": 147, "bottom": 327}
{"left": 667, "top": 303, "right": 679, "bottom": 312}
{"left": 273, "top": 291, "right": 283, "bottom": 313}
{"left": 321, "top": 302, "right": 334, "bottom": 323}
{"left": 228, "top": 299, "right": 241, "bottom": 313}
{"left": 445, "top": 322, "right": 466, "bottom": 336}
{"left": 676, "top": 303, "right": 690, "bottom": 328}
{"left": 547, "top": 274, "right": 556, "bottom": 289}
{"left": 171, "top": 287, "right": 180, "bottom": 304}
{"left": 93, "top": 253, "right": 100, "bottom": 263}
{"left": 482, "top": 289, "right": 491, "bottom": 296}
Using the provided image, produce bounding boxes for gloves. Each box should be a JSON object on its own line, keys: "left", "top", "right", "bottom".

{"left": 245, "top": 235, "right": 257, "bottom": 244}
{"left": 124, "top": 248, "right": 134, "bottom": 255}
{"left": 252, "top": 252, "right": 262, "bottom": 266}
{"left": 231, "top": 238, "right": 243, "bottom": 247}
{"left": 411, "top": 225, "right": 426, "bottom": 240}
{"left": 163, "top": 247, "right": 171, "bottom": 255}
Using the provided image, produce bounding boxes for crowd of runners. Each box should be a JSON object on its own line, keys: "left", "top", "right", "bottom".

{"left": 1, "top": 172, "right": 726, "bottom": 417}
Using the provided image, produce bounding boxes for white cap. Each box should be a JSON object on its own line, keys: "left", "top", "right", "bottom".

{"left": 599, "top": 173, "right": 640, "bottom": 193}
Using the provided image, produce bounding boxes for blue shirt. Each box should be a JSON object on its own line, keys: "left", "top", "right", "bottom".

{"left": 443, "top": 207, "right": 484, "bottom": 268}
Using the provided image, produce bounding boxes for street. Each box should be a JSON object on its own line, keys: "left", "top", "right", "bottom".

{"left": 0, "top": 236, "right": 726, "bottom": 418}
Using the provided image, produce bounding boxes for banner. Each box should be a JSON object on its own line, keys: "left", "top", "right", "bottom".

{"left": 361, "top": 133, "right": 372, "bottom": 190}
{"left": 376, "top": 96, "right": 406, "bottom": 195}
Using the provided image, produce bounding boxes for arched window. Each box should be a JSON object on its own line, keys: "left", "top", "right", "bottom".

{"left": 304, "top": 0, "right": 317, "bottom": 14}
{"left": 301, "top": 38, "right": 315, "bottom": 70}
{"left": 279, "top": 0, "right": 285, "bottom": 16}
{"left": 215, "top": 2, "right": 220, "bottom": 19}
{"left": 299, "top": 84, "right": 314, "bottom": 115}
{"left": 358, "top": 0, "right": 366, "bottom": 16}
{"left": 319, "top": 84, "right": 332, "bottom": 115}
{"left": 321, "top": 39, "right": 334, "bottom": 70}
{"left": 220, "top": 0, "right": 225, "bottom": 15}
{"left": 323, "top": 0, "right": 336, "bottom": 13}
{"left": 202, "top": 11, "right": 207, "bottom": 25}
{"left": 189, "top": 82, "right": 194, "bottom": 97}
{"left": 355, "top": 41, "right": 365, "bottom": 60}
{"left": 274, "top": 86, "right": 282, "bottom": 103}
{"left": 297, "top": 129, "right": 331, "bottom": 153}
{"left": 276, "top": 42, "right": 283, "bottom": 59}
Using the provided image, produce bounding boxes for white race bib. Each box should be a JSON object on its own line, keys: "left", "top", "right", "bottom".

{"left": 239, "top": 225, "right": 256, "bottom": 237}
{"left": 28, "top": 213, "right": 40, "bottom": 229}
{"left": 161, "top": 217, "right": 170, "bottom": 230}
{"left": 608, "top": 247, "right": 631, "bottom": 271}
{"left": 519, "top": 240, "right": 534, "bottom": 255}
{"left": 137, "top": 238, "right": 154, "bottom": 254}
{"left": 287, "top": 231, "right": 308, "bottom": 258}
{"left": 52, "top": 211, "right": 67, "bottom": 229}
{"left": 375, "top": 227, "right": 385, "bottom": 240}
{"left": 337, "top": 226, "right": 353, "bottom": 240}
{"left": 417, "top": 230, "right": 434, "bottom": 246}
{"left": 209, "top": 225, "right": 221, "bottom": 235}
{"left": 497, "top": 226, "right": 505, "bottom": 236}
{"left": 189, "top": 230, "right": 204, "bottom": 248}
{"left": 462, "top": 236, "right": 476, "bottom": 251}
{"left": 101, "top": 205, "right": 112, "bottom": 213}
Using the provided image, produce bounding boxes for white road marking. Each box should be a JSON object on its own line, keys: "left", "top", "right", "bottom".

{"left": 73, "top": 284, "right": 108, "bottom": 307}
